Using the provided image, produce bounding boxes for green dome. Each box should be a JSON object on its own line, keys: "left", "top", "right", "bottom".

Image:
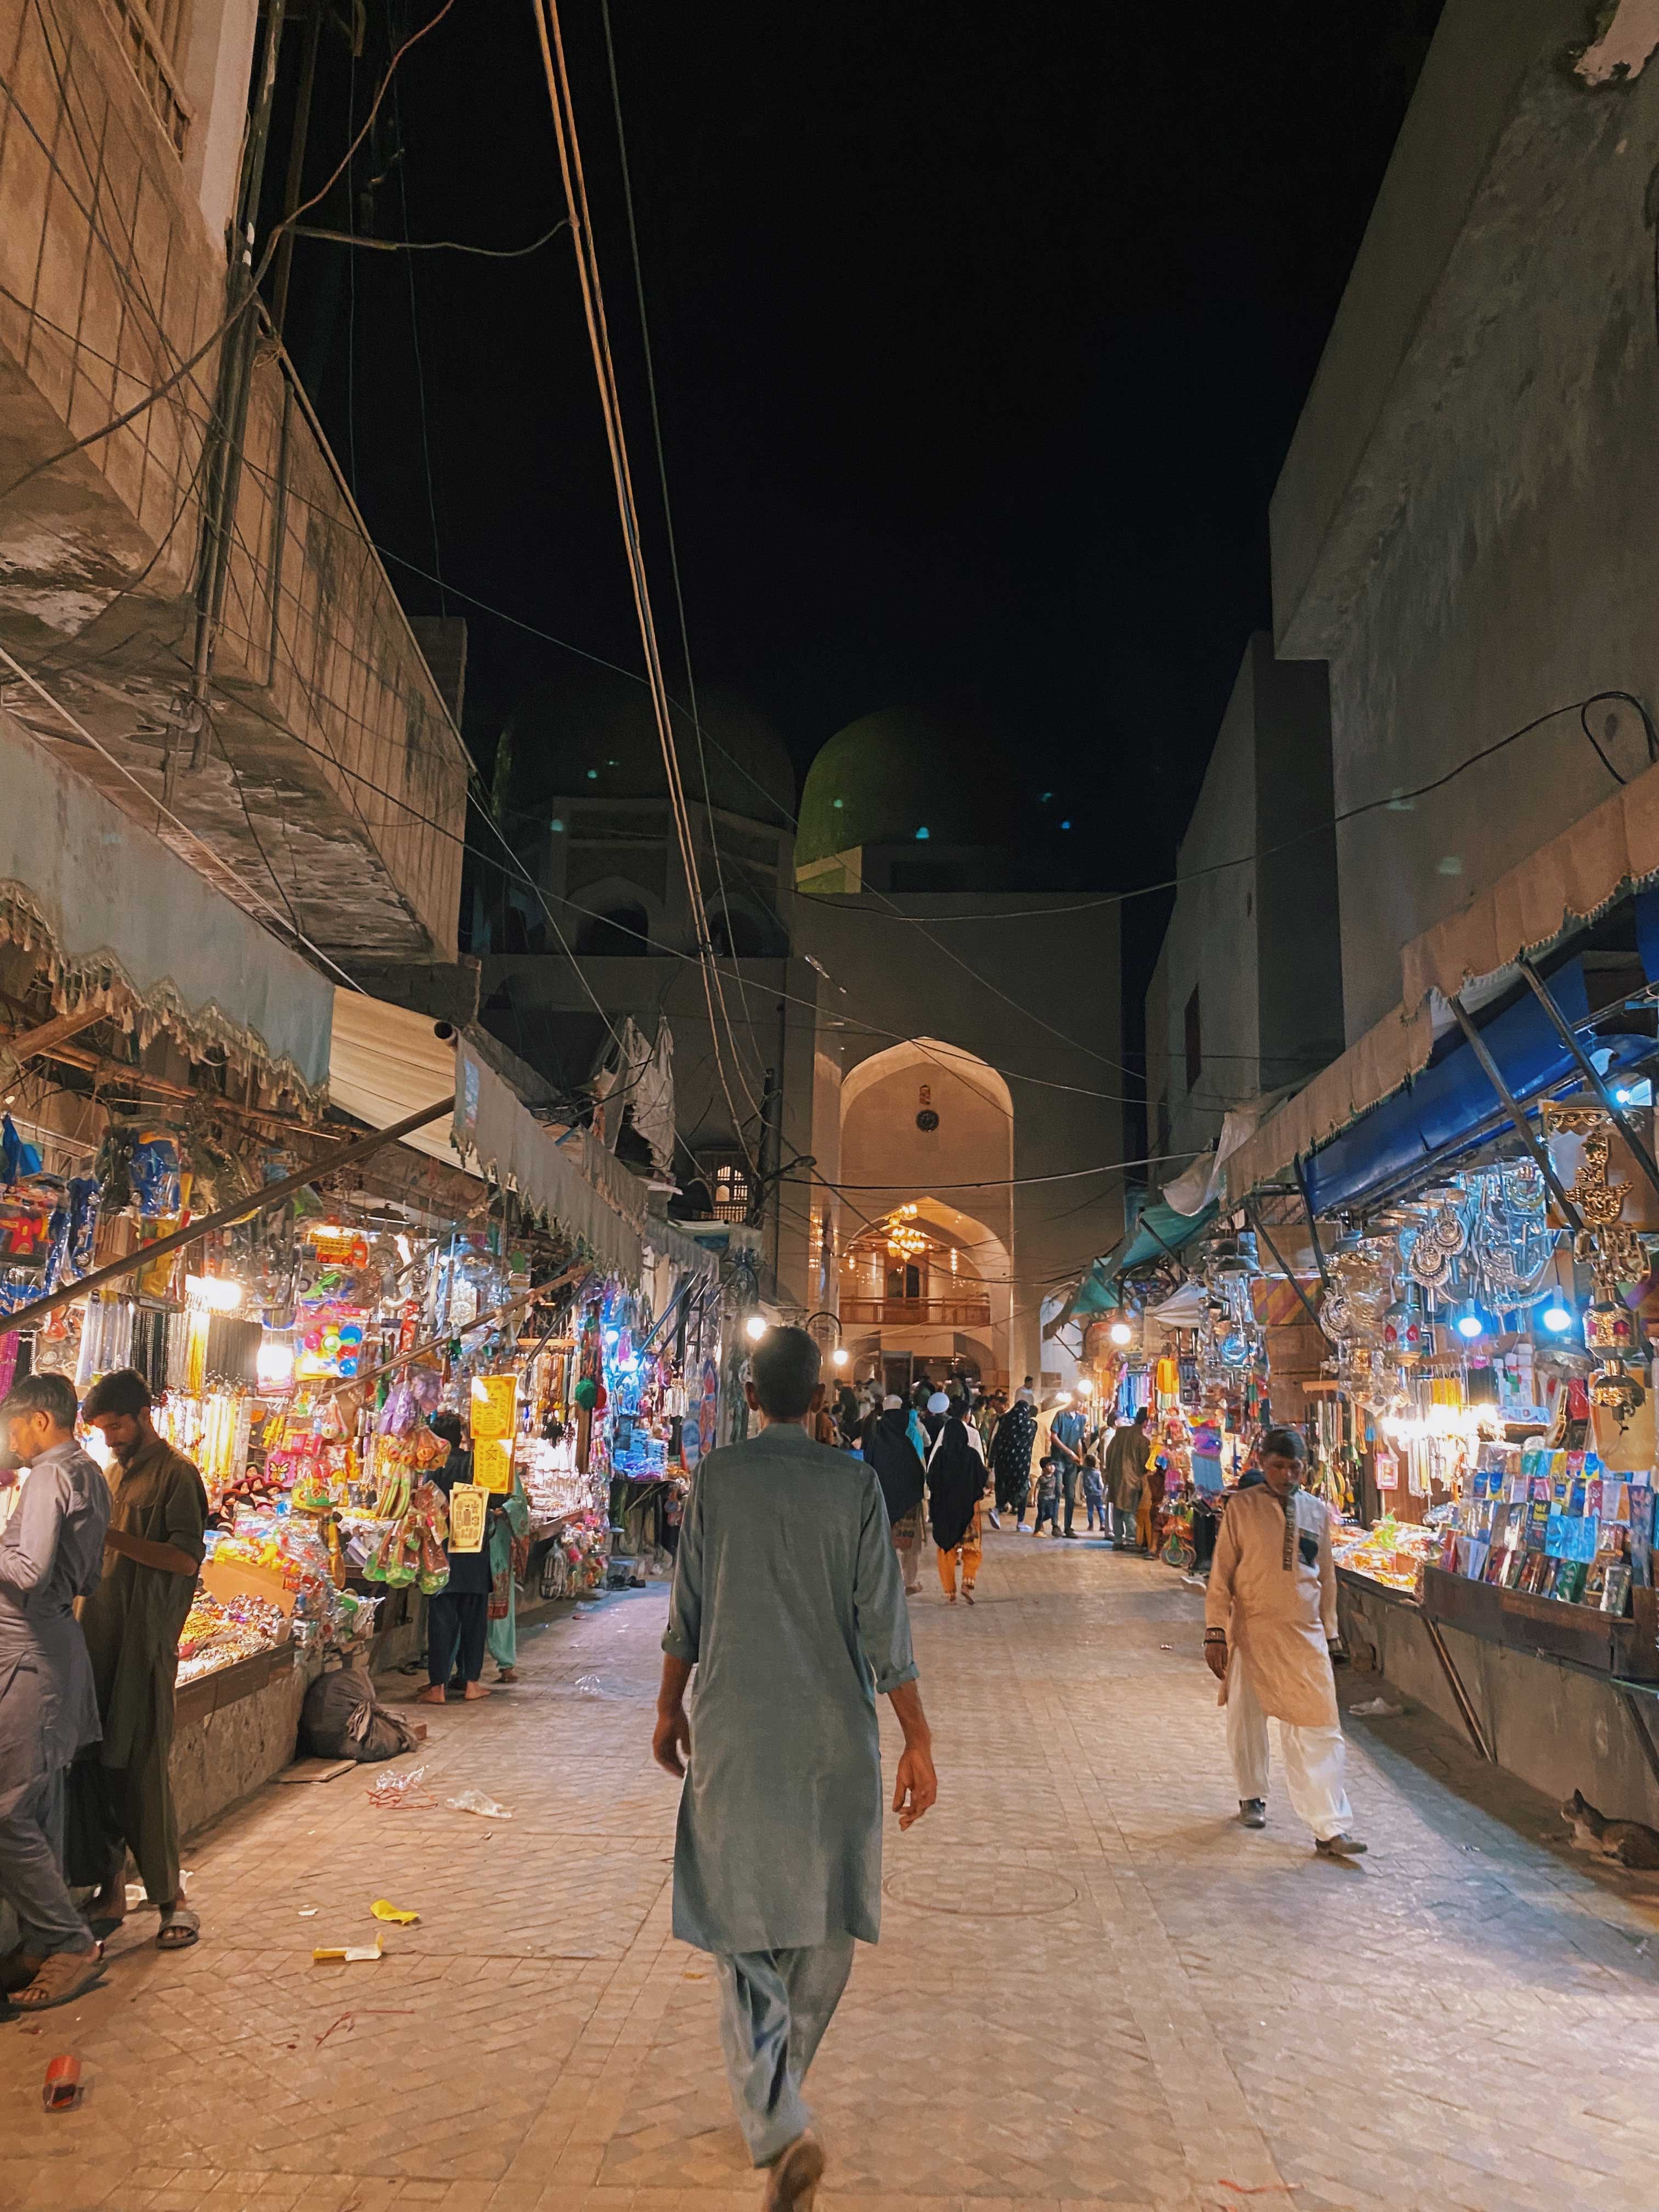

{"left": 494, "top": 669, "right": 794, "bottom": 832}
{"left": 795, "top": 706, "right": 1023, "bottom": 865}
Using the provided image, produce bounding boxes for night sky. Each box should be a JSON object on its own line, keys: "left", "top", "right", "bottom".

{"left": 268, "top": 0, "right": 1443, "bottom": 1069}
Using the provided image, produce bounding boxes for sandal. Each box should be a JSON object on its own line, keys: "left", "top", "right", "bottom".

{"left": 0, "top": 1949, "right": 46, "bottom": 1994}
{"left": 12, "top": 1943, "right": 104, "bottom": 2010}
{"left": 156, "top": 1905, "right": 200, "bottom": 1950}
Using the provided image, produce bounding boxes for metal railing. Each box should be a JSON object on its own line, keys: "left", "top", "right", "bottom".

{"left": 840, "top": 1296, "right": 992, "bottom": 1329}
{"left": 102, "top": 0, "right": 195, "bottom": 157}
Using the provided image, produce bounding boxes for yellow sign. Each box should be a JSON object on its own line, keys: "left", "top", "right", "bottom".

{"left": 470, "top": 1375, "right": 517, "bottom": 1494}
{"left": 473, "top": 1437, "right": 512, "bottom": 1494}
{"left": 470, "top": 1374, "right": 516, "bottom": 1440}
{"left": 446, "top": 1481, "right": 488, "bottom": 1551}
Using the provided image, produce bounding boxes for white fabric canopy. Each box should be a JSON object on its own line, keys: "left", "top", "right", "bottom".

{"left": 328, "top": 987, "right": 467, "bottom": 1168}
{"left": 454, "top": 1036, "right": 648, "bottom": 1282}
{"left": 0, "top": 711, "right": 331, "bottom": 1099}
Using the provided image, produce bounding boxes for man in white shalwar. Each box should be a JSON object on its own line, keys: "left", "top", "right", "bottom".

{"left": 1204, "top": 1427, "right": 1365, "bottom": 1857}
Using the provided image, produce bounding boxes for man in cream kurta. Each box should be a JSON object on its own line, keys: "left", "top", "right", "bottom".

{"left": 1204, "top": 1427, "right": 1365, "bottom": 1855}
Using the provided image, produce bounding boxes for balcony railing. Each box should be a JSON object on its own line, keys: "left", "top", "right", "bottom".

{"left": 841, "top": 1296, "right": 992, "bottom": 1329}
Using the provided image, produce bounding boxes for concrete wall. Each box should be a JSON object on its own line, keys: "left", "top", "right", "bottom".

{"left": 479, "top": 949, "right": 823, "bottom": 1313}
{"left": 1269, "top": 0, "right": 1659, "bottom": 1039}
{"left": 0, "top": 0, "right": 469, "bottom": 959}
{"left": 797, "top": 889, "right": 1124, "bottom": 1384}
{"left": 1338, "top": 1580, "right": 1659, "bottom": 1828}
{"left": 1156, "top": 650, "right": 1259, "bottom": 1165}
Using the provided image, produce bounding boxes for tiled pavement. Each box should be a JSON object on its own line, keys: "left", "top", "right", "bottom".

{"left": 6, "top": 1531, "right": 1659, "bottom": 2212}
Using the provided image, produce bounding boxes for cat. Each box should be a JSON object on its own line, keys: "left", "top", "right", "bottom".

{"left": 1560, "top": 1789, "right": 1659, "bottom": 1870}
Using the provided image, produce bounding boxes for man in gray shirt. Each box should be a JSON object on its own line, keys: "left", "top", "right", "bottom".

{"left": 655, "top": 1326, "right": 937, "bottom": 2211}
{"left": 0, "top": 1370, "right": 111, "bottom": 2011}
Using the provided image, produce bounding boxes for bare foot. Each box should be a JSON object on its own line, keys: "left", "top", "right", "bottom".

{"left": 416, "top": 1684, "right": 447, "bottom": 1704}
{"left": 462, "top": 1680, "right": 493, "bottom": 1700}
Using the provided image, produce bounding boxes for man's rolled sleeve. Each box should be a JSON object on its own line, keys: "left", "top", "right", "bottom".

{"left": 854, "top": 1472, "right": 917, "bottom": 1695}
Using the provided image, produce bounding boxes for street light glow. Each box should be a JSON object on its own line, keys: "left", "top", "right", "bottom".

{"left": 744, "top": 1314, "right": 768, "bottom": 1342}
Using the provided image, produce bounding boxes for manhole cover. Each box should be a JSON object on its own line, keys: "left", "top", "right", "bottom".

{"left": 882, "top": 1867, "right": 1079, "bottom": 1916}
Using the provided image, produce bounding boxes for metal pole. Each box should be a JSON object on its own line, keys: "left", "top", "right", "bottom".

{"left": 1292, "top": 1154, "right": 1331, "bottom": 1289}
{"left": 0, "top": 1094, "right": 455, "bottom": 1335}
{"left": 1517, "top": 958, "right": 1659, "bottom": 1212}
{"left": 1444, "top": 994, "right": 1585, "bottom": 1237}
{"left": 1246, "top": 1200, "right": 1325, "bottom": 1336}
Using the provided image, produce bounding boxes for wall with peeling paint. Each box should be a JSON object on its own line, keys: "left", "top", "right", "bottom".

{"left": 0, "top": 0, "right": 469, "bottom": 964}
{"left": 1271, "top": 0, "right": 1659, "bottom": 1042}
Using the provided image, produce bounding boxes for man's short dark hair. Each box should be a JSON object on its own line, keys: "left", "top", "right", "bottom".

{"left": 428, "top": 1410, "right": 465, "bottom": 1449}
{"left": 1260, "top": 1425, "right": 1306, "bottom": 1463}
{"left": 82, "top": 1367, "right": 153, "bottom": 1420}
{"left": 1133, "top": 1406, "right": 1150, "bottom": 1426}
{"left": 750, "top": 1325, "right": 821, "bottom": 1420}
{"left": 3, "top": 1370, "right": 79, "bottom": 1431}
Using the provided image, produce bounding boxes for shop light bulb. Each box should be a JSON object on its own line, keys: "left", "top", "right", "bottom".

{"left": 1076, "top": 1377, "right": 1093, "bottom": 1396}
{"left": 1541, "top": 1302, "right": 1574, "bottom": 1334}
{"left": 1455, "top": 1310, "right": 1484, "bottom": 1340}
{"left": 186, "top": 1274, "right": 242, "bottom": 1312}
{"left": 256, "top": 1338, "right": 295, "bottom": 1387}
{"left": 744, "top": 1314, "right": 768, "bottom": 1342}
{"left": 1053, "top": 1391, "right": 1071, "bottom": 1407}
{"left": 1109, "top": 1321, "right": 1133, "bottom": 1347}
{"left": 831, "top": 1346, "right": 849, "bottom": 1368}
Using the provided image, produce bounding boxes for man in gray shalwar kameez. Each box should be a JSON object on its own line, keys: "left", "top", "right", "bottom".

{"left": 656, "top": 1326, "right": 937, "bottom": 2211}
{"left": 0, "top": 1371, "right": 111, "bottom": 2010}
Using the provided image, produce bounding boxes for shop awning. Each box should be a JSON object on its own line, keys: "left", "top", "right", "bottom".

{"left": 329, "top": 987, "right": 470, "bottom": 1169}
{"left": 452, "top": 1034, "right": 650, "bottom": 1283}
{"left": 1401, "top": 750, "right": 1659, "bottom": 1012}
{"left": 0, "top": 712, "right": 331, "bottom": 1101}
{"left": 1106, "top": 1198, "right": 1219, "bottom": 1279}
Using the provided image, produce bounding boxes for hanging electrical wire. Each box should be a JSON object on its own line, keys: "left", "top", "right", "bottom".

{"left": 528, "top": 0, "right": 763, "bottom": 1163}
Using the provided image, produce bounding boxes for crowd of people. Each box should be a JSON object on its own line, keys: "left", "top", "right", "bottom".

{"left": 811, "top": 1370, "right": 1172, "bottom": 1602}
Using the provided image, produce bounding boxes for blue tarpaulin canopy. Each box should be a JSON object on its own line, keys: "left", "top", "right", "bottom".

{"left": 1301, "top": 956, "right": 1652, "bottom": 1214}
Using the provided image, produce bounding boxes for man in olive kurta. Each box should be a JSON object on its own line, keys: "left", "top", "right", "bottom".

{"left": 655, "top": 1327, "right": 937, "bottom": 2212}
{"left": 75, "top": 1367, "right": 207, "bottom": 1948}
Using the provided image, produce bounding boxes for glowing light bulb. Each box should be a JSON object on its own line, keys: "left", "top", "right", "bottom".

{"left": 1541, "top": 1302, "right": 1573, "bottom": 1334}
{"left": 831, "top": 1346, "right": 849, "bottom": 1368}
{"left": 744, "top": 1314, "right": 768, "bottom": 1342}
{"left": 1109, "top": 1321, "right": 1133, "bottom": 1347}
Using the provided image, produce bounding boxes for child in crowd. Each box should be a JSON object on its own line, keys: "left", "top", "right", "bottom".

{"left": 1031, "top": 1454, "right": 1060, "bottom": 1536}
{"left": 1081, "top": 1448, "right": 1107, "bottom": 1534}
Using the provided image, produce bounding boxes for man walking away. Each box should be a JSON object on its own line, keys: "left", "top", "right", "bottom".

{"left": 76, "top": 1367, "right": 207, "bottom": 1949}
{"left": 655, "top": 1327, "right": 936, "bottom": 2209}
{"left": 1204, "top": 1426, "right": 1364, "bottom": 1856}
{"left": 864, "top": 1393, "right": 928, "bottom": 1595}
{"left": 1103, "top": 1408, "right": 1153, "bottom": 1549}
{"left": 0, "top": 1374, "right": 110, "bottom": 2011}
{"left": 991, "top": 1387, "right": 1037, "bottom": 1530}
{"left": 1048, "top": 1399, "right": 1087, "bottom": 1538}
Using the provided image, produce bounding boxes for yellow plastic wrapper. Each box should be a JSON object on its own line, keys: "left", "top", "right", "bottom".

{"left": 370, "top": 1898, "right": 420, "bottom": 1925}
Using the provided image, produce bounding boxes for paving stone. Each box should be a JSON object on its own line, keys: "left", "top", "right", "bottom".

{"left": 5, "top": 1543, "right": 1659, "bottom": 2209}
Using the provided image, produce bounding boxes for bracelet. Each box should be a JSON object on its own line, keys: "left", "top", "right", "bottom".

{"left": 1203, "top": 1629, "right": 1227, "bottom": 1643}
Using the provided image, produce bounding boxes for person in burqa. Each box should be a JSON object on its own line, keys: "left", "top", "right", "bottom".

{"left": 990, "top": 1386, "right": 1038, "bottom": 1529}
{"left": 862, "top": 1395, "right": 929, "bottom": 1596}
{"left": 927, "top": 1404, "right": 988, "bottom": 1604}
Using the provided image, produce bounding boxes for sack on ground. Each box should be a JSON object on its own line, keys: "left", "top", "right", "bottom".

{"left": 300, "top": 1665, "right": 418, "bottom": 1763}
